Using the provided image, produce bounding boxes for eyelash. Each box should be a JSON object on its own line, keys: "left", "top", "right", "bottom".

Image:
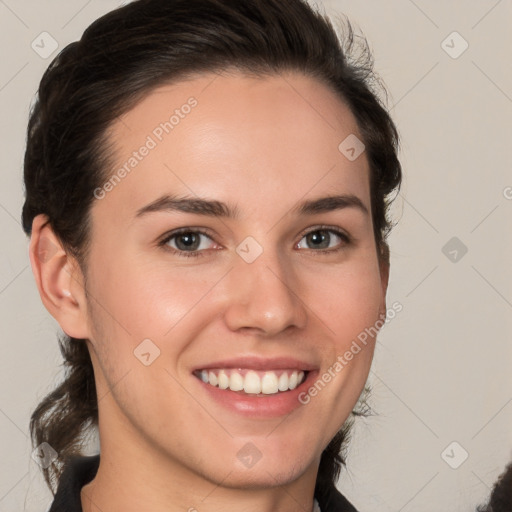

{"left": 158, "top": 225, "right": 352, "bottom": 259}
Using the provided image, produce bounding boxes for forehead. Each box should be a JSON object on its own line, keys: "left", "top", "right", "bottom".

{"left": 98, "top": 70, "right": 370, "bottom": 223}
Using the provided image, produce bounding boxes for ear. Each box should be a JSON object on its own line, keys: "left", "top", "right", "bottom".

{"left": 28, "top": 214, "right": 91, "bottom": 339}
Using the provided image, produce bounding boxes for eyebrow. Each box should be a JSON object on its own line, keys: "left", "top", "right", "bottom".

{"left": 134, "top": 193, "right": 369, "bottom": 219}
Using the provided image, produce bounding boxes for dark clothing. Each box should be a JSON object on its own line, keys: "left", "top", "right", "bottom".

{"left": 48, "top": 454, "right": 359, "bottom": 512}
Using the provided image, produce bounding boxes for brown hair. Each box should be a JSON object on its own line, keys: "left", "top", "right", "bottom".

{"left": 22, "top": 0, "right": 401, "bottom": 497}
{"left": 476, "top": 462, "right": 512, "bottom": 512}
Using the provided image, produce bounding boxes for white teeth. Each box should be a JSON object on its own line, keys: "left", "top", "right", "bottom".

{"left": 289, "top": 371, "right": 298, "bottom": 390}
{"left": 261, "top": 372, "right": 279, "bottom": 394}
{"left": 278, "top": 372, "right": 289, "bottom": 391}
{"left": 208, "top": 371, "right": 218, "bottom": 387}
{"left": 229, "top": 372, "right": 244, "bottom": 391}
{"left": 198, "top": 369, "right": 307, "bottom": 394}
{"left": 218, "top": 370, "right": 229, "bottom": 389}
{"left": 243, "top": 371, "right": 261, "bottom": 394}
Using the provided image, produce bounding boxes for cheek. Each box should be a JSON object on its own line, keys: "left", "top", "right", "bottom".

{"left": 296, "top": 260, "right": 383, "bottom": 445}
{"left": 88, "top": 254, "right": 213, "bottom": 340}
{"left": 92, "top": 251, "right": 383, "bottom": 331}
{"left": 86, "top": 238, "right": 384, "bottom": 362}
{"left": 306, "top": 259, "right": 384, "bottom": 339}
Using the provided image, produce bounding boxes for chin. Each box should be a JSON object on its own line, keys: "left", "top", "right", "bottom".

{"left": 184, "top": 438, "right": 316, "bottom": 490}
{"left": 212, "top": 458, "right": 312, "bottom": 490}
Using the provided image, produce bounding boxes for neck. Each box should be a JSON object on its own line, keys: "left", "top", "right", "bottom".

{"left": 81, "top": 453, "right": 320, "bottom": 512}
{"left": 80, "top": 412, "right": 320, "bottom": 512}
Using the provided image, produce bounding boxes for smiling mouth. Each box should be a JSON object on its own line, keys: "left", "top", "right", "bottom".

{"left": 193, "top": 368, "right": 308, "bottom": 395}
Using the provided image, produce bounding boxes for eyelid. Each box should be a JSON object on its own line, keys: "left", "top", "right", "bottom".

{"left": 296, "top": 224, "right": 351, "bottom": 243}
{"left": 158, "top": 224, "right": 352, "bottom": 258}
{"left": 158, "top": 227, "right": 217, "bottom": 250}
{"left": 294, "top": 225, "right": 352, "bottom": 254}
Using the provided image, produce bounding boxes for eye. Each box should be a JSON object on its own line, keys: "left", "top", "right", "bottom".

{"left": 158, "top": 225, "right": 351, "bottom": 259}
{"left": 159, "top": 228, "right": 217, "bottom": 258}
{"left": 296, "top": 226, "right": 350, "bottom": 254}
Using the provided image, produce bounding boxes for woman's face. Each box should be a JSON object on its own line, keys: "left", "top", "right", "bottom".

{"left": 79, "top": 70, "right": 388, "bottom": 488}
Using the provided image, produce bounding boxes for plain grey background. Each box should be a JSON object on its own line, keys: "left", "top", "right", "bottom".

{"left": 0, "top": 1, "right": 511, "bottom": 511}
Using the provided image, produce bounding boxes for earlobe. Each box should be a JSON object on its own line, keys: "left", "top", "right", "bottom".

{"left": 28, "top": 214, "right": 90, "bottom": 339}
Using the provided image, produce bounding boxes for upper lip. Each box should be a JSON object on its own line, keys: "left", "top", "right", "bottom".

{"left": 193, "top": 356, "right": 317, "bottom": 372}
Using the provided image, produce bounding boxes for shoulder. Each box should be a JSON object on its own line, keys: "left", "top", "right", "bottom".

{"left": 316, "top": 483, "right": 360, "bottom": 512}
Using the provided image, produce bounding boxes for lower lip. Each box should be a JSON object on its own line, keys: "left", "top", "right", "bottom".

{"left": 193, "top": 371, "right": 318, "bottom": 418}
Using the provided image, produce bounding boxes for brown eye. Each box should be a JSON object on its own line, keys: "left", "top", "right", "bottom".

{"left": 160, "top": 229, "right": 216, "bottom": 258}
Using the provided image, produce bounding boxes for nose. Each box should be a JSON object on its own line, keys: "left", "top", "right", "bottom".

{"left": 222, "top": 246, "right": 308, "bottom": 336}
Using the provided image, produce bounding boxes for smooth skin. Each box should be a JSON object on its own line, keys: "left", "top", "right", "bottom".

{"left": 29, "top": 70, "right": 389, "bottom": 512}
